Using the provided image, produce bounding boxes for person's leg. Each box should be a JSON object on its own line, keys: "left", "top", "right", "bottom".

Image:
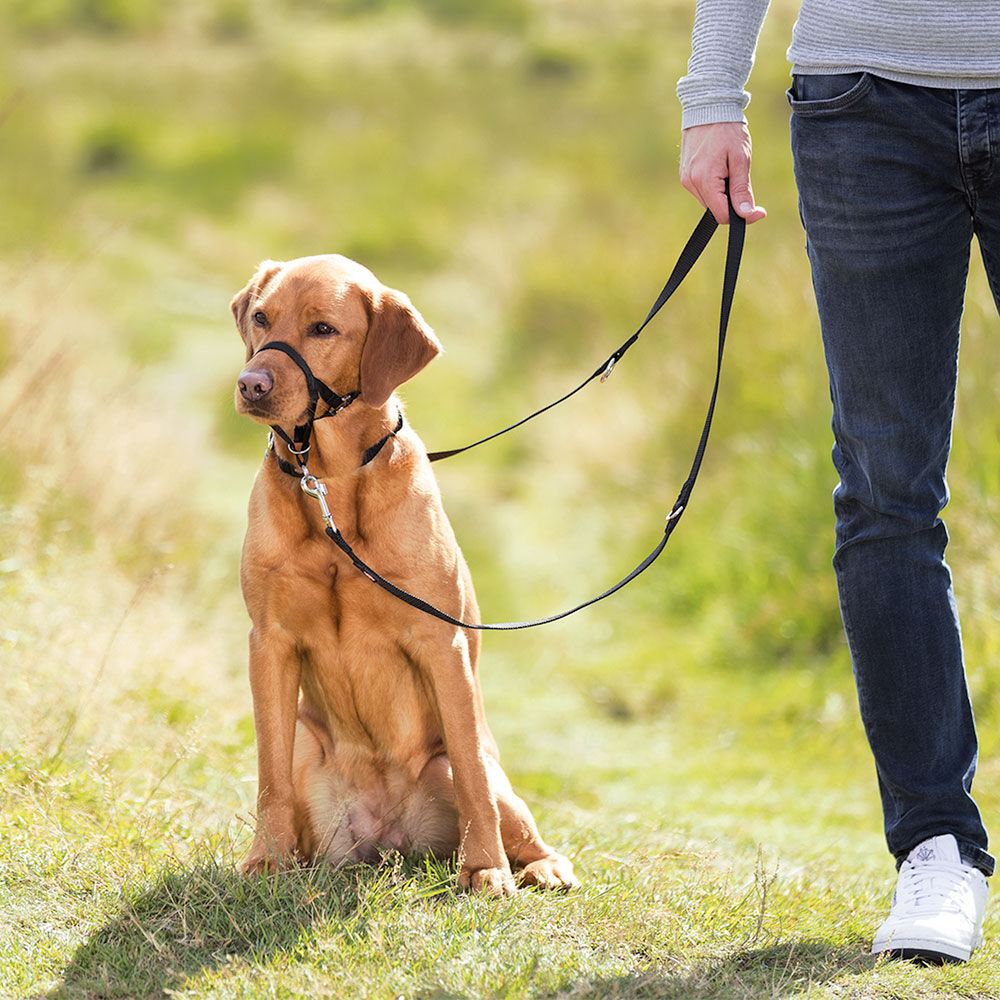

{"left": 789, "top": 75, "right": 993, "bottom": 876}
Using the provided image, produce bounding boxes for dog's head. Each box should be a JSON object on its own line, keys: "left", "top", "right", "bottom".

{"left": 231, "top": 255, "right": 441, "bottom": 426}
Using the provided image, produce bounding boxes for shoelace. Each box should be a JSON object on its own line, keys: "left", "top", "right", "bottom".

{"left": 897, "top": 861, "right": 976, "bottom": 916}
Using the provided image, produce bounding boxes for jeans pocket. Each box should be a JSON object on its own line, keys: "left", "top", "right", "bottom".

{"left": 786, "top": 72, "right": 873, "bottom": 115}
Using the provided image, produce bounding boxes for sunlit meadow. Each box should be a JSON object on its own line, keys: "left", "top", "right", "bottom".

{"left": 2, "top": 2, "right": 999, "bottom": 997}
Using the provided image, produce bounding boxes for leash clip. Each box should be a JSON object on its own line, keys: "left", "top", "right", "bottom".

{"left": 300, "top": 471, "right": 337, "bottom": 532}
{"left": 600, "top": 357, "right": 617, "bottom": 383}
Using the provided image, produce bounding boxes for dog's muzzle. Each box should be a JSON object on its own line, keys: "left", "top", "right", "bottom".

{"left": 246, "top": 340, "right": 360, "bottom": 470}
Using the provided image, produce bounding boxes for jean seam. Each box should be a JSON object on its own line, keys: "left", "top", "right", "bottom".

{"left": 957, "top": 91, "right": 978, "bottom": 215}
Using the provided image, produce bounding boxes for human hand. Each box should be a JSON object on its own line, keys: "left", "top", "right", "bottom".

{"left": 680, "top": 122, "right": 767, "bottom": 225}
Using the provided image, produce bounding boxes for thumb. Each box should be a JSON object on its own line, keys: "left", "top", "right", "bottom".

{"left": 727, "top": 157, "right": 766, "bottom": 222}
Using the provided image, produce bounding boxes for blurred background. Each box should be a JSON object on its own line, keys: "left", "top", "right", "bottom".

{"left": 2, "top": 0, "right": 998, "bottom": 876}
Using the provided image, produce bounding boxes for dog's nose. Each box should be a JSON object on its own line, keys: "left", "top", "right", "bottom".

{"left": 238, "top": 369, "right": 274, "bottom": 401}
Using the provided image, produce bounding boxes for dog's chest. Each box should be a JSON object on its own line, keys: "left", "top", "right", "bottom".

{"left": 298, "top": 628, "right": 438, "bottom": 754}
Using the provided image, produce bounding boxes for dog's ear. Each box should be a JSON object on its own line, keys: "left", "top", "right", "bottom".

{"left": 230, "top": 260, "right": 283, "bottom": 360}
{"left": 359, "top": 287, "right": 442, "bottom": 408}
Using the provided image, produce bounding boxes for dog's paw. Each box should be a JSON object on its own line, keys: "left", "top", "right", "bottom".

{"left": 459, "top": 865, "right": 517, "bottom": 897}
{"left": 518, "top": 854, "right": 580, "bottom": 891}
{"left": 240, "top": 839, "right": 299, "bottom": 876}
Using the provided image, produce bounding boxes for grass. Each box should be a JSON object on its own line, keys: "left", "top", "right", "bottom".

{"left": 2, "top": 1, "right": 1000, "bottom": 997}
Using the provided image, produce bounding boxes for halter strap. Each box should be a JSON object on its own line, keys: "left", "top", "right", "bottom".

{"left": 250, "top": 340, "right": 359, "bottom": 470}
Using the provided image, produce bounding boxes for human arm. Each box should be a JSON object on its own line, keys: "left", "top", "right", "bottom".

{"left": 676, "top": 0, "right": 772, "bottom": 224}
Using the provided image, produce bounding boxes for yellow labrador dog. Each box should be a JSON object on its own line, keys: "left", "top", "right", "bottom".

{"left": 231, "top": 254, "right": 578, "bottom": 895}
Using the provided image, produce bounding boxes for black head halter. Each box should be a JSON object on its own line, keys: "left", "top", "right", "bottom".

{"left": 254, "top": 340, "right": 360, "bottom": 475}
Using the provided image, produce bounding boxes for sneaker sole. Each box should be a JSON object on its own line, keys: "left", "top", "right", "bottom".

{"left": 874, "top": 946, "right": 967, "bottom": 965}
{"left": 872, "top": 935, "right": 980, "bottom": 965}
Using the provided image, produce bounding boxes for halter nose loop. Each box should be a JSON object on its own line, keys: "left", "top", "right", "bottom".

{"left": 253, "top": 340, "right": 360, "bottom": 471}
{"left": 256, "top": 341, "right": 321, "bottom": 413}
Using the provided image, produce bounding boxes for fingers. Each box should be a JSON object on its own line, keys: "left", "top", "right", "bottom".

{"left": 680, "top": 127, "right": 733, "bottom": 225}
{"left": 725, "top": 136, "right": 767, "bottom": 224}
{"left": 679, "top": 122, "right": 767, "bottom": 225}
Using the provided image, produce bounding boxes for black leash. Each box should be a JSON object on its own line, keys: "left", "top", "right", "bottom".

{"left": 280, "top": 202, "right": 745, "bottom": 631}
{"left": 426, "top": 205, "right": 722, "bottom": 463}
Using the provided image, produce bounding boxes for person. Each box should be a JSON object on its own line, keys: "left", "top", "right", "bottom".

{"left": 677, "top": 0, "right": 1000, "bottom": 965}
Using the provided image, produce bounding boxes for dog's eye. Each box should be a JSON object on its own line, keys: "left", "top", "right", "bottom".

{"left": 252, "top": 311, "right": 268, "bottom": 327}
{"left": 311, "top": 322, "right": 338, "bottom": 337}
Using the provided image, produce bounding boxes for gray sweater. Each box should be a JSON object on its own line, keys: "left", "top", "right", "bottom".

{"left": 678, "top": 0, "right": 1000, "bottom": 128}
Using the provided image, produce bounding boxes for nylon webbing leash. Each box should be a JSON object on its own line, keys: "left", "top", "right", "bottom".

{"left": 301, "top": 201, "right": 745, "bottom": 631}
{"left": 426, "top": 206, "right": 720, "bottom": 463}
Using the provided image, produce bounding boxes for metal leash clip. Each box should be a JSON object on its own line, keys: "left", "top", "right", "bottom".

{"left": 600, "top": 357, "right": 617, "bottom": 383}
{"left": 300, "top": 469, "right": 337, "bottom": 533}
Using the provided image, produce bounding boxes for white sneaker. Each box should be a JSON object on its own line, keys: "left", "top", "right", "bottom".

{"left": 871, "top": 834, "right": 989, "bottom": 964}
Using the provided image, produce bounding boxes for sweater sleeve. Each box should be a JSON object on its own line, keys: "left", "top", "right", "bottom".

{"left": 676, "top": 0, "right": 773, "bottom": 129}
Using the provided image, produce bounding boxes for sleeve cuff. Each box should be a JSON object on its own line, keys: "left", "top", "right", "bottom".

{"left": 680, "top": 104, "right": 748, "bottom": 129}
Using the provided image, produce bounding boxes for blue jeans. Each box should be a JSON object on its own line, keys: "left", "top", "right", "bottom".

{"left": 789, "top": 73, "right": 1000, "bottom": 876}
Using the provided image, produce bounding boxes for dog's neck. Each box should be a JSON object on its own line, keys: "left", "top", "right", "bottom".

{"left": 269, "top": 401, "right": 404, "bottom": 483}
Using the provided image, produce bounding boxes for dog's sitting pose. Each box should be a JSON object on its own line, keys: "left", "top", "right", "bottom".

{"left": 231, "top": 255, "right": 578, "bottom": 895}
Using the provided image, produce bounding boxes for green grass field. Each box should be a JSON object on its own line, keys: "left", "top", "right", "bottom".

{"left": 2, "top": 1, "right": 999, "bottom": 997}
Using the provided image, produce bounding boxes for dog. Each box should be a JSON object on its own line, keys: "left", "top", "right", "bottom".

{"left": 231, "top": 254, "right": 578, "bottom": 895}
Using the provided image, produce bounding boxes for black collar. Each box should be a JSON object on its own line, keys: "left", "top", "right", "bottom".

{"left": 360, "top": 410, "right": 405, "bottom": 467}
{"left": 269, "top": 409, "right": 404, "bottom": 478}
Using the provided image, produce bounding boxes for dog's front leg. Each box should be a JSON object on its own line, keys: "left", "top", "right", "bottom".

{"left": 431, "top": 631, "right": 515, "bottom": 897}
{"left": 242, "top": 624, "right": 302, "bottom": 875}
